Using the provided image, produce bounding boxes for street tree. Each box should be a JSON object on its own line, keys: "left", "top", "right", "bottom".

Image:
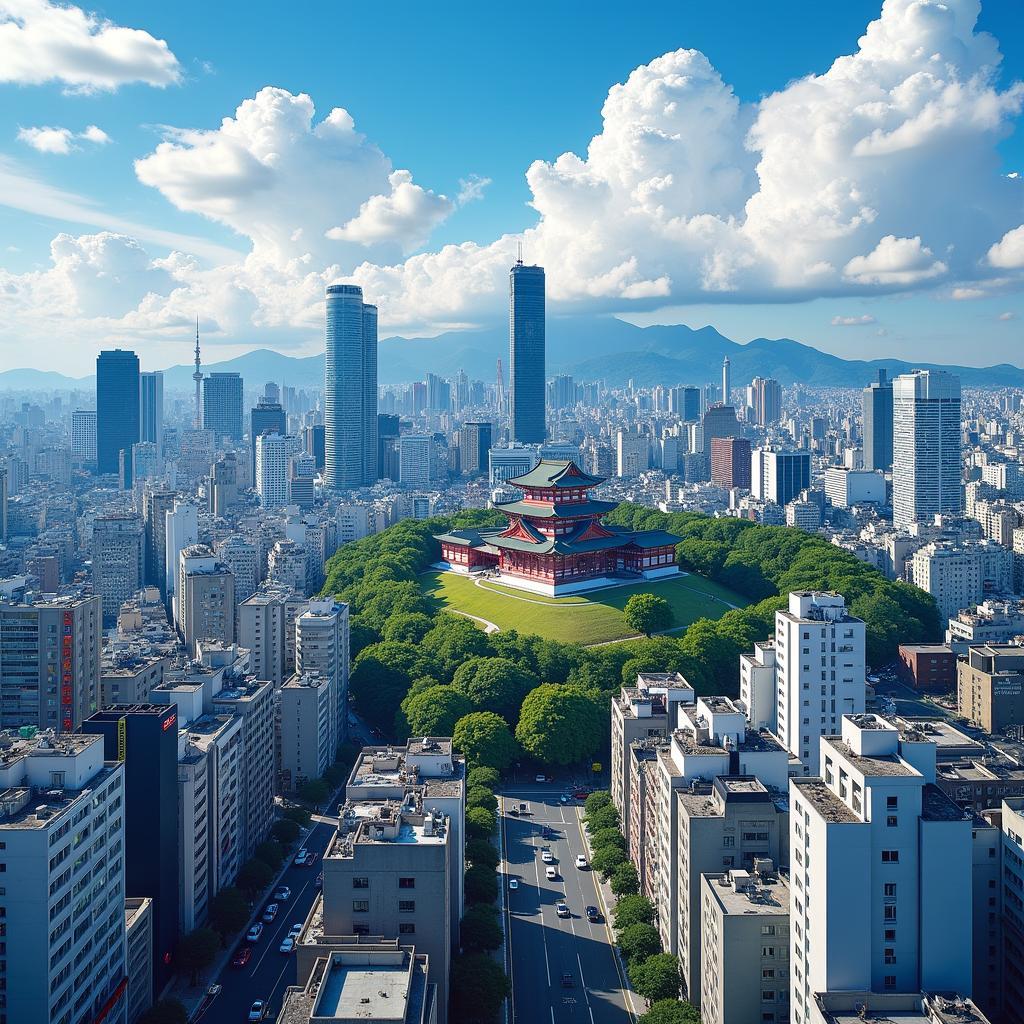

{"left": 453, "top": 712, "right": 517, "bottom": 771}
{"left": 623, "top": 594, "right": 674, "bottom": 636}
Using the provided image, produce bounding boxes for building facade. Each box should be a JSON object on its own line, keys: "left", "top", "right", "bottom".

{"left": 509, "top": 261, "right": 546, "bottom": 445}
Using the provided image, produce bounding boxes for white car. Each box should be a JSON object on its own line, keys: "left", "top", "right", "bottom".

{"left": 248, "top": 1001, "right": 266, "bottom": 1021}
{"left": 545, "top": 866, "right": 557, "bottom": 881}
{"left": 541, "top": 850, "right": 554, "bottom": 864}
{"left": 279, "top": 937, "right": 295, "bottom": 954}
{"left": 288, "top": 923, "right": 303, "bottom": 939}
{"left": 535, "top": 774, "right": 546, "bottom": 783}
{"left": 508, "top": 878, "right": 519, "bottom": 890}
{"left": 294, "top": 848, "right": 308, "bottom": 866}
{"left": 273, "top": 886, "right": 291, "bottom": 901}
{"left": 246, "top": 923, "right": 264, "bottom": 943}
{"left": 575, "top": 855, "right": 588, "bottom": 869}
{"left": 555, "top": 901, "right": 570, "bottom": 918}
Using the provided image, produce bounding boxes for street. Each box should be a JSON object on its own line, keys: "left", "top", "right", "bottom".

{"left": 500, "top": 787, "right": 635, "bottom": 1024}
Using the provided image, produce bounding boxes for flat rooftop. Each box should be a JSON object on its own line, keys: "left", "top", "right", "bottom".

{"left": 705, "top": 871, "right": 790, "bottom": 917}
{"left": 828, "top": 739, "right": 917, "bottom": 777}
{"left": 813, "top": 992, "right": 991, "bottom": 1024}
{"left": 792, "top": 777, "right": 860, "bottom": 824}
{"left": 0, "top": 764, "right": 119, "bottom": 830}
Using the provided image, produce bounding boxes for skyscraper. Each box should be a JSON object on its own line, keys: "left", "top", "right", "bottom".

{"left": 96, "top": 348, "right": 140, "bottom": 480}
{"left": 324, "top": 283, "right": 378, "bottom": 488}
{"left": 750, "top": 376, "right": 782, "bottom": 426}
{"left": 509, "top": 259, "right": 546, "bottom": 444}
{"left": 892, "top": 369, "right": 962, "bottom": 529}
{"left": 140, "top": 370, "right": 164, "bottom": 459}
{"left": 862, "top": 368, "right": 894, "bottom": 472}
{"left": 459, "top": 421, "right": 492, "bottom": 476}
{"left": 250, "top": 395, "right": 286, "bottom": 483}
{"left": 721, "top": 356, "right": 731, "bottom": 406}
{"left": 71, "top": 408, "right": 97, "bottom": 463}
{"left": 202, "top": 371, "right": 244, "bottom": 442}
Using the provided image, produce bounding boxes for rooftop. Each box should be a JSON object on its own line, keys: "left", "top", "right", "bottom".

{"left": 828, "top": 739, "right": 917, "bottom": 777}
{"left": 704, "top": 869, "right": 790, "bottom": 917}
{"left": 792, "top": 777, "right": 861, "bottom": 824}
{"left": 922, "top": 783, "right": 971, "bottom": 823}
{"left": 506, "top": 459, "right": 604, "bottom": 490}
{"left": 813, "top": 992, "right": 992, "bottom": 1024}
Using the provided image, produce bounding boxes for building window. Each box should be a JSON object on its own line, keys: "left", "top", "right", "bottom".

{"left": 884, "top": 975, "right": 897, "bottom": 989}
{"left": 881, "top": 850, "right": 899, "bottom": 863}
{"left": 887, "top": 796, "right": 898, "bottom": 810}
{"left": 885, "top": 929, "right": 896, "bottom": 941}
{"left": 761, "top": 925, "right": 776, "bottom": 935}
{"left": 398, "top": 877, "right": 415, "bottom": 889}
{"left": 762, "top": 991, "right": 776, "bottom": 1002}
{"left": 884, "top": 883, "right": 896, "bottom": 897}
{"left": 353, "top": 924, "right": 370, "bottom": 935}
{"left": 352, "top": 900, "right": 369, "bottom": 913}
{"left": 399, "top": 923, "right": 415, "bottom": 934}
{"left": 884, "top": 905, "right": 897, "bottom": 921}
{"left": 884, "top": 949, "right": 896, "bottom": 965}
{"left": 352, "top": 878, "right": 369, "bottom": 889}
{"left": 761, "top": 946, "right": 775, "bottom": 958}
{"left": 398, "top": 900, "right": 415, "bottom": 913}
{"left": 887, "top": 816, "right": 898, "bottom": 828}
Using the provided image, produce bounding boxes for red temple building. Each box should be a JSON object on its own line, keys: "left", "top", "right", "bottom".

{"left": 435, "top": 459, "right": 681, "bottom": 596}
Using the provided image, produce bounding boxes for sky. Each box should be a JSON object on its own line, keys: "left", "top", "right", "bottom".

{"left": 1, "top": 0, "right": 1024, "bottom": 376}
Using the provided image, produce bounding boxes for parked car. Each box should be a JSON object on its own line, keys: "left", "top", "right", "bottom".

{"left": 535, "top": 774, "right": 546, "bottom": 783}
{"left": 262, "top": 903, "right": 278, "bottom": 923}
{"left": 273, "top": 886, "right": 291, "bottom": 901}
{"left": 508, "top": 805, "right": 519, "bottom": 816}
{"left": 508, "top": 878, "right": 519, "bottom": 890}
{"left": 246, "top": 923, "right": 264, "bottom": 943}
{"left": 294, "top": 848, "right": 308, "bottom": 866}
{"left": 572, "top": 789, "right": 591, "bottom": 800}
{"left": 303, "top": 851, "right": 318, "bottom": 867}
{"left": 231, "top": 946, "right": 252, "bottom": 968}
{"left": 555, "top": 901, "right": 570, "bottom": 918}
{"left": 575, "top": 855, "right": 588, "bottom": 869}
{"left": 585, "top": 906, "right": 601, "bottom": 923}
{"left": 541, "top": 849, "right": 554, "bottom": 864}
{"left": 559, "top": 794, "right": 569, "bottom": 804}
{"left": 279, "top": 937, "right": 295, "bottom": 954}
{"left": 561, "top": 972, "right": 574, "bottom": 987}
{"left": 248, "top": 1000, "right": 266, "bottom": 1021}
{"left": 546, "top": 866, "right": 558, "bottom": 881}
{"left": 288, "top": 923, "right": 303, "bottom": 939}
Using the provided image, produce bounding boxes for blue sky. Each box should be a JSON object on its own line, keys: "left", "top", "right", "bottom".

{"left": 1, "top": 0, "right": 1023, "bottom": 374}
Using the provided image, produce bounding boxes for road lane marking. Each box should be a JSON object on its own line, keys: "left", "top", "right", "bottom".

{"left": 247, "top": 874, "right": 312, "bottom": 977}
{"left": 534, "top": 849, "right": 552, "bottom": 986}
{"left": 499, "top": 802, "right": 513, "bottom": 1024}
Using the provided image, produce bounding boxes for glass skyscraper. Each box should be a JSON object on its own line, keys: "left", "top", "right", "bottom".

{"left": 96, "top": 348, "right": 140, "bottom": 482}
{"left": 140, "top": 370, "right": 164, "bottom": 459}
{"left": 509, "top": 260, "right": 546, "bottom": 444}
{"left": 862, "top": 368, "right": 893, "bottom": 472}
{"left": 324, "top": 284, "right": 378, "bottom": 489}
{"left": 202, "top": 371, "right": 244, "bottom": 442}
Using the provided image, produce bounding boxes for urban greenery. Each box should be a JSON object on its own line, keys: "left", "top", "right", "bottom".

{"left": 612, "top": 894, "right": 656, "bottom": 930}
{"left": 175, "top": 928, "right": 220, "bottom": 984}
{"left": 464, "top": 863, "right": 499, "bottom": 905}
{"left": 460, "top": 904, "right": 503, "bottom": 953}
{"left": 611, "top": 861, "right": 640, "bottom": 897}
{"left": 638, "top": 999, "right": 702, "bottom": 1024}
{"left": 209, "top": 887, "right": 249, "bottom": 939}
{"left": 450, "top": 952, "right": 511, "bottom": 1023}
{"left": 465, "top": 805, "right": 497, "bottom": 841}
{"left": 236, "top": 858, "right": 273, "bottom": 898}
{"left": 628, "top": 953, "right": 683, "bottom": 1003}
{"left": 624, "top": 593, "right": 674, "bottom": 636}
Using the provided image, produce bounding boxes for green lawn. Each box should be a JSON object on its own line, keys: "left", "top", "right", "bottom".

{"left": 419, "top": 570, "right": 747, "bottom": 645}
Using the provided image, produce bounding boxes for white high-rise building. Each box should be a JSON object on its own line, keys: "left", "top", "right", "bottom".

{"left": 256, "top": 433, "right": 301, "bottom": 508}
{"left": 92, "top": 512, "right": 145, "bottom": 626}
{"left": 1, "top": 731, "right": 128, "bottom": 1024}
{"left": 892, "top": 369, "right": 963, "bottom": 529}
{"left": 164, "top": 499, "right": 198, "bottom": 610}
{"left": 616, "top": 429, "right": 649, "bottom": 478}
{"left": 177, "top": 544, "right": 235, "bottom": 656}
{"left": 398, "top": 434, "right": 435, "bottom": 488}
{"left": 770, "top": 591, "right": 866, "bottom": 775}
{"left": 789, "top": 715, "right": 973, "bottom": 1024}
{"left": 71, "top": 408, "right": 97, "bottom": 463}
{"left": 296, "top": 599, "right": 350, "bottom": 748}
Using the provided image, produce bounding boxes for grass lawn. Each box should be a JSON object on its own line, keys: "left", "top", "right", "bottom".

{"left": 419, "top": 570, "right": 747, "bottom": 645}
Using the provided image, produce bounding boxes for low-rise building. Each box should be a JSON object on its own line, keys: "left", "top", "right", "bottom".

{"left": 958, "top": 644, "right": 1024, "bottom": 733}
{"left": 947, "top": 600, "right": 1024, "bottom": 655}
{"left": 897, "top": 643, "right": 957, "bottom": 692}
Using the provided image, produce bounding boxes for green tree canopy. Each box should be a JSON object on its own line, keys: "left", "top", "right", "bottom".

{"left": 618, "top": 922, "right": 662, "bottom": 964}
{"left": 452, "top": 657, "right": 540, "bottom": 721}
{"left": 611, "top": 861, "right": 640, "bottom": 897}
{"left": 382, "top": 611, "right": 435, "bottom": 644}
{"left": 460, "top": 904, "right": 503, "bottom": 952}
{"left": 466, "top": 806, "right": 497, "bottom": 841}
{"left": 467, "top": 786, "right": 498, "bottom": 813}
{"left": 515, "top": 684, "right": 604, "bottom": 766}
{"left": 175, "top": 927, "right": 220, "bottom": 985}
{"left": 401, "top": 685, "right": 474, "bottom": 738}
{"left": 282, "top": 805, "right": 311, "bottom": 826}
{"left": 209, "top": 887, "right": 249, "bottom": 938}
{"left": 638, "top": 999, "right": 701, "bottom": 1024}
{"left": 464, "top": 864, "right": 499, "bottom": 905}
{"left": 623, "top": 593, "right": 674, "bottom": 636}
{"left": 591, "top": 845, "right": 627, "bottom": 879}
{"left": 585, "top": 804, "right": 621, "bottom": 834}
{"left": 300, "top": 778, "right": 330, "bottom": 806}
{"left": 465, "top": 838, "right": 499, "bottom": 870}
{"left": 453, "top": 712, "right": 518, "bottom": 771}
{"left": 629, "top": 954, "right": 681, "bottom": 1003}
{"left": 584, "top": 791, "right": 612, "bottom": 814}
{"left": 467, "top": 766, "right": 500, "bottom": 790}
{"left": 591, "top": 827, "right": 626, "bottom": 852}
{"left": 271, "top": 818, "right": 301, "bottom": 845}
{"left": 350, "top": 641, "right": 441, "bottom": 727}
{"left": 450, "top": 953, "right": 511, "bottom": 1023}
{"left": 421, "top": 613, "right": 493, "bottom": 677}
{"left": 254, "top": 840, "right": 284, "bottom": 871}
{"left": 236, "top": 858, "right": 273, "bottom": 898}
{"left": 612, "top": 894, "right": 655, "bottom": 931}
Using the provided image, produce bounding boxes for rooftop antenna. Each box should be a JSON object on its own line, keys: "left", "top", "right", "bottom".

{"left": 192, "top": 317, "right": 202, "bottom": 429}
{"left": 516, "top": 241, "right": 523, "bottom": 266}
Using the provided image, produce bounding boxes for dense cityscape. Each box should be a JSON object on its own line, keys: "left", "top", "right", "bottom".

{"left": 5, "top": 3, "right": 1024, "bottom": 1024}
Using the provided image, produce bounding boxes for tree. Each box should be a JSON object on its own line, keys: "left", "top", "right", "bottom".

{"left": 382, "top": 611, "right": 435, "bottom": 644}
{"left": 282, "top": 805, "right": 311, "bottom": 826}
{"left": 515, "top": 684, "right": 604, "bottom": 766}
{"left": 466, "top": 806, "right": 497, "bottom": 840}
{"left": 585, "top": 804, "right": 620, "bottom": 834}
{"left": 467, "top": 766, "right": 500, "bottom": 790}
{"left": 271, "top": 818, "right": 301, "bottom": 846}
{"left": 350, "top": 641, "right": 440, "bottom": 729}
{"left": 139, "top": 1000, "right": 188, "bottom": 1024}
{"left": 638, "top": 999, "right": 701, "bottom": 1024}
{"left": 464, "top": 864, "right": 499, "bottom": 905}
{"left": 450, "top": 952, "right": 510, "bottom": 1023}
{"left": 176, "top": 927, "right": 220, "bottom": 985}
{"left": 453, "top": 712, "right": 517, "bottom": 771}
{"left": 623, "top": 594, "right": 674, "bottom": 636}
{"left": 452, "top": 657, "right": 539, "bottom": 721}
{"left": 611, "top": 861, "right": 640, "bottom": 897}
{"left": 584, "top": 791, "right": 612, "bottom": 815}
{"left": 612, "top": 895, "right": 655, "bottom": 931}
{"left": 402, "top": 685, "right": 474, "bottom": 738}
{"left": 591, "top": 845, "right": 627, "bottom": 879}
{"left": 236, "top": 858, "right": 273, "bottom": 898}
{"left": 422, "top": 614, "right": 493, "bottom": 677}
{"left": 324, "top": 761, "right": 348, "bottom": 787}
{"left": 618, "top": 922, "right": 661, "bottom": 964}
{"left": 460, "top": 903, "right": 503, "bottom": 952}
{"left": 254, "top": 840, "right": 284, "bottom": 870}
{"left": 465, "top": 838, "right": 499, "bottom": 870}
{"left": 629, "top": 953, "right": 681, "bottom": 1003}
{"left": 467, "top": 786, "right": 498, "bottom": 813}
{"left": 300, "top": 778, "right": 330, "bottom": 807}
{"left": 209, "top": 887, "right": 249, "bottom": 938}
{"left": 590, "top": 827, "right": 626, "bottom": 852}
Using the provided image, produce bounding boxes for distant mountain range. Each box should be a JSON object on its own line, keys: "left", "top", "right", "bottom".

{"left": 3, "top": 317, "right": 1023, "bottom": 391}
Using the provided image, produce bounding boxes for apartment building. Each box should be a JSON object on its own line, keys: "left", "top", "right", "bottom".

{"left": 0, "top": 730, "right": 128, "bottom": 1024}
{"left": 92, "top": 513, "right": 145, "bottom": 625}
{"left": 124, "top": 897, "right": 153, "bottom": 1024}
{"left": 296, "top": 599, "right": 350, "bottom": 748}
{"left": 789, "top": 715, "right": 973, "bottom": 1024}
{"left": 701, "top": 865, "right": 791, "bottom": 1024}
{"left": 238, "top": 584, "right": 293, "bottom": 686}
{"left": 971, "top": 810, "right": 1002, "bottom": 1022}
{"left": 947, "top": 600, "right": 1024, "bottom": 655}
{"left": 177, "top": 545, "right": 235, "bottom": 658}
{"left": 1002, "top": 797, "right": 1024, "bottom": 1024}
{"left": 958, "top": 644, "right": 1024, "bottom": 733}
{"left": 280, "top": 672, "right": 335, "bottom": 790}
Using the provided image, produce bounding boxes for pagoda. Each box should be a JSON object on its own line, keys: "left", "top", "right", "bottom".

{"left": 435, "top": 459, "right": 681, "bottom": 596}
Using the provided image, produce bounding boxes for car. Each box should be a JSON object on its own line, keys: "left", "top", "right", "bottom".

{"left": 315, "top": 872, "right": 323, "bottom": 889}
{"left": 248, "top": 1000, "right": 266, "bottom": 1021}
{"left": 288, "top": 923, "right": 303, "bottom": 939}
{"left": 303, "top": 852, "right": 318, "bottom": 867}
{"left": 555, "top": 901, "right": 570, "bottom": 918}
{"left": 535, "top": 774, "right": 546, "bottom": 783}
{"left": 575, "top": 855, "right": 588, "bottom": 869}
{"left": 545, "top": 866, "right": 558, "bottom": 881}
{"left": 559, "top": 794, "right": 569, "bottom": 804}
{"left": 508, "top": 878, "right": 519, "bottom": 890}
{"left": 572, "top": 789, "right": 591, "bottom": 800}
{"left": 294, "top": 848, "right": 309, "bottom": 866}
{"left": 561, "top": 972, "right": 574, "bottom": 988}
{"left": 541, "top": 849, "right": 554, "bottom": 864}
{"left": 279, "top": 937, "right": 295, "bottom": 954}
{"left": 246, "top": 923, "right": 264, "bottom": 943}
{"left": 273, "top": 886, "right": 291, "bottom": 901}
{"left": 231, "top": 946, "right": 252, "bottom": 968}
{"left": 262, "top": 903, "right": 279, "bottom": 923}
{"left": 586, "top": 906, "right": 601, "bottom": 923}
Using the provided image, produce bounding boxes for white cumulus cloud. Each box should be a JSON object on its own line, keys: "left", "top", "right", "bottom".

{"left": 0, "top": 0, "right": 181, "bottom": 92}
{"left": 17, "top": 123, "right": 111, "bottom": 154}
{"left": 987, "top": 224, "right": 1024, "bottom": 268}
{"left": 831, "top": 314, "right": 877, "bottom": 326}
{"left": 843, "top": 235, "right": 948, "bottom": 285}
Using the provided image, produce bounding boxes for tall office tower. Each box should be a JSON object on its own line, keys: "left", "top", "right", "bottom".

{"left": 770, "top": 591, "right": 865, "bottom": 774}
{"left": 459, "top": 421, "right": 492, "bottom": 476}
{"left": 303, "top": 423, "right": 326, "bottom": 471}
{"left": 178, "top": 544, "right": 235, "bottom": 657}
{"left": 616, "top": 429, "right": 649, "bottom": 478}
{"left": 164, "top": 499, "right": 198, "bottom": 608}
{"left": 288, "top": 453, "right": 316, "bottom": 510}
{"left": 210, "top": 450, "right": 239, "bottom": 517}
{"left": 426, "top": 372, "right": 451, "bottom": 413}
{"left": 721, "top": 356, "right": 731, "bottom": 406}
{"left": 176, "top": 428, "right": 214, "bottom": 484}
{"left": 377, "top": 413, "right": 401, "bottom": 480}
{"left": 399, "top": 434, "right": 435, "bottom": 487}
{"left": 324, "top": 283, "right": 378, "bottom": 488}
{"left": 0, "top": 594, "right": 101, "bottom": 732}
{"left": 551, "top": 374, "right": 575, "bottom": 410}
{"left": 264, "top": 381, "right": 280, "bottom": 403}
{"left": 0, "top": 731, "right": 128, "bottom": 1024}
{"left": 751, "top": 448, "right": 812, "bottom": 506}
{"left": 789, "top": 715, "right": 972, "bottom": 1024}
{"left": 256, "top": 432, "right": 300, "bottom": 507}
{"left": 140, "top": 369, "right": 164, "bottom": 459}
{"left": 143, "top": 489, "right": 176, "bottom": 590}
{"left": 672, "top": 385, "right": 700, "bottom": 421}
{"left": 509, "top": 259, "right": 546, "bottom": 444}
{"left": 215, "top": 534, "right": 258, "bottom": 614}
{"left": 129, "top": 440, "right": 159, "bottom": 486}
{"left": 83, "top": 704, "right": 180, "bottom": 991}
{"left": 202, "top": 371, "right": 244, "bottom": 442}
{"left": 93, "top": 512, "right": 144, "bottom": 625}
{"left": 96, "top": 348, "right": 140, "bottom": 480}
{"left": 862, "top": 368, "right": 894, "bottom": 472}
{"left": 710, "top": 435, "right": 752, "bottom": 489}
{"left": 71, "top": 408, "right": 97, "bottom": 463}
{"left": 892, "top": 369, "right": 963, "bottom": 529}
{"left": 410, "top": 380, "right": 427, "bottom": 415}
{"left": 250, "top": 396, "right": 286, "bottom": 482}
{"left": 700, "top": 404, "right": 739, "bottom": 452}
{"left": 751, "top": 376, "right": 783, "bottom": 425}
{"left": 296, "top": 598, "right": 350, "bottom": 747}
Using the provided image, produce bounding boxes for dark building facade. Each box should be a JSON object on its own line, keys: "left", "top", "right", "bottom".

{"left": 304, "top": 424, "right": 326, "bottom": 471}
{"left": 96, "top": 349, "right": 140, "bottom": 481}
{"left": 509, "top": 260, "right": 546, "bottom": 444}
{"left": 863, "top": 368, "right": 894, "bottom": 472}
{"left": 378, "top": 413, "right": 401, "bottom": 481}
{"left": 459, "top": 421, "right": 492, "bottom": 477}
{"left": 203, "top": 371, "right": 244, "bottom": 442}
{"left": 83, "top": 704, "right": 180, "bottom": 991}
{"left": 710, "top": 435, "right": 752, "bottom": 489}
{"left": 250, "top": 397, "right": 286, "bottom": 483}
